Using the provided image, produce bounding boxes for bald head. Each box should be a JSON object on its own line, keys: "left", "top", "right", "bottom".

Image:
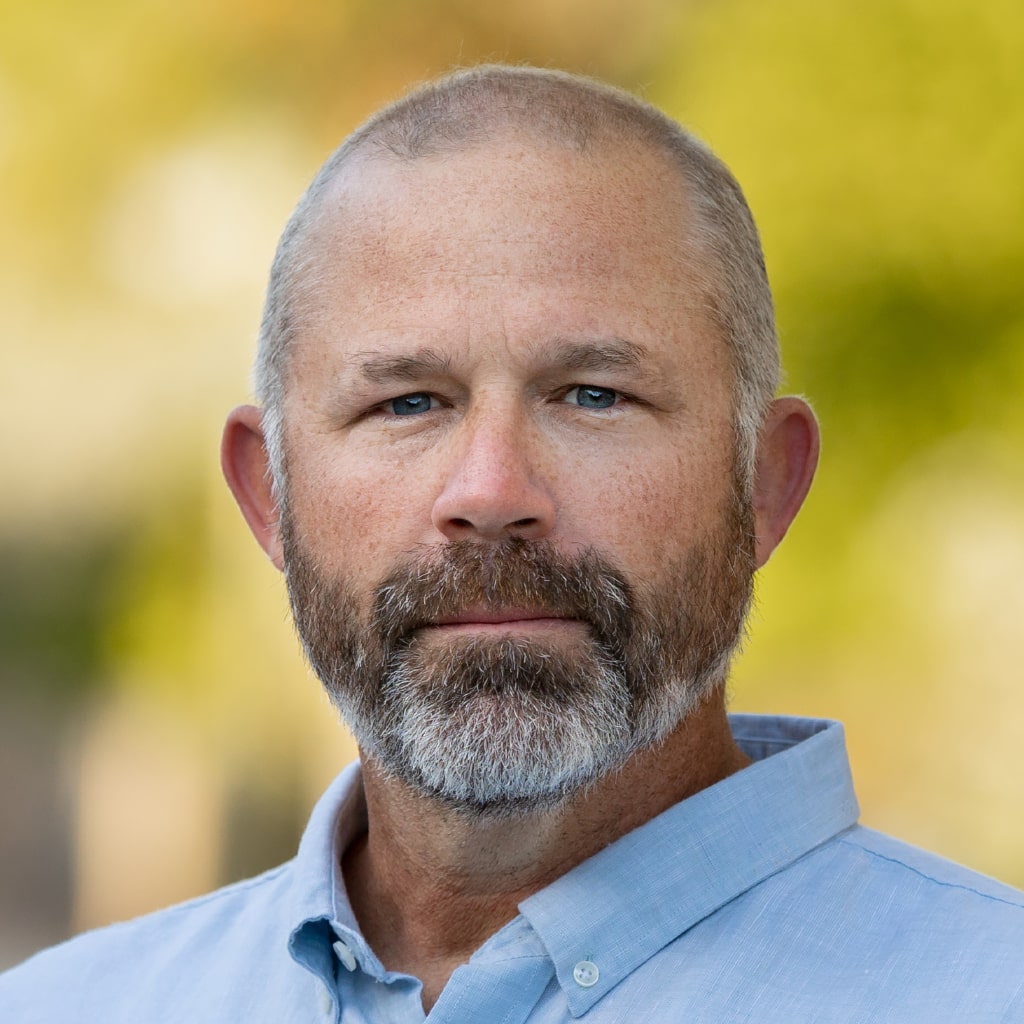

{"left": 255, "top": 65, "right": 780, "bottom": 486}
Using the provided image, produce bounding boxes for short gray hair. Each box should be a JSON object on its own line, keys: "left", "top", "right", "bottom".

{"left": 254, "top": 65, "right": 780, "bottom": 492}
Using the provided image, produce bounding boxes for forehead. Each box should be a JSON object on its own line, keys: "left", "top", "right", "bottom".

{"left": 318, "top": 135, "right": 700, "bottom": 274}
{"left": 288, "top": 135, "right": 723, "bottom": 378}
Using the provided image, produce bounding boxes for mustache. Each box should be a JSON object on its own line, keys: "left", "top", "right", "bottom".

{"left": 370, "top": 538, "right": 635, "bottom": 647}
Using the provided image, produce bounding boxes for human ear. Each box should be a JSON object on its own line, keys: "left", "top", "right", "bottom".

{"left": 751, "top": 396, "right": 820, "bottom": 568}
{"left": 221, "top": 405, "right": 285, "bottom": 571}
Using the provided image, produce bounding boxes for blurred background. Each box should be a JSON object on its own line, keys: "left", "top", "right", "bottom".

{"left": 2, "top": 0, "right": 1022, "bottom": 970}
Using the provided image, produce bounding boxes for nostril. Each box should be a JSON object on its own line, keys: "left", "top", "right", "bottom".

{"left": 431, "top": 467, "right": 556, "bottom": 540}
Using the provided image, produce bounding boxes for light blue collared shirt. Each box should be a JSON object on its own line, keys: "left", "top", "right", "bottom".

{"left": 3, "top": 715, "right": 1023, "bottom": 1022}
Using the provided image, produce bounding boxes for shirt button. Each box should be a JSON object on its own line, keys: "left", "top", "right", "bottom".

{"left": 573, "top": 960, "right": 600, "bottom": 987}
{"left": 333, "top": 938, "right": 358, "bottom": 972}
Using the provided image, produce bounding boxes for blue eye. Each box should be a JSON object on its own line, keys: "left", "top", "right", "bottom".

{"left": 389, "top": 393, "right": 435, "bottom": 416}
{"left": 567, "top": 386, "right": 618, "bottom": 409}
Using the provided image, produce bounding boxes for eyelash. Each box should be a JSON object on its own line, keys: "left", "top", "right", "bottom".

{"left": 562, "top": 385, "right": 621, "bottom": 410}
{"left": 373, "top": 384, "right": 628, "bottom": 420}
{"left": 384, "top": 392, "right": 438, "bottom": 417}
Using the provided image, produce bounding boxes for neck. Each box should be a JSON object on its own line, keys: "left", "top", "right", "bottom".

{"left": 342, "top": 693, "right": 749, "bottom": 1010}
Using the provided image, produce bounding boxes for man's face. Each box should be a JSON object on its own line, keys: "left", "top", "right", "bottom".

{"left": 277, "top": 136, "right": 755, "bottom": 814}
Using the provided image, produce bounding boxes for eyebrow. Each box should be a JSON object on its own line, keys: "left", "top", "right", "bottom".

{"left": 545, "top": 338, "right": 650, "bottom": 373}
{"left": 354, "top": 348, "right": 454, "bottom": 384}
{"left": 348, "top": 336, "right": 652, "bottom": 385}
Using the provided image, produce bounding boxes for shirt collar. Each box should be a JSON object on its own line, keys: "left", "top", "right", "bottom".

{"left": 518, "top": 715, "right": 859, "bottom": 1015}
{"left": 286, "top": 716, "right": 859, "bottom": 1013}
{"left": 286, "top": 761, "right": 367, "bottom": 983}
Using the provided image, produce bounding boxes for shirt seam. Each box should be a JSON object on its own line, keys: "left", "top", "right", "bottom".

{"left": 146, "top": 861, "right": 295, "bottom": 918}
{"left": 477, "top": 952, "right": 550, "bottom": 965}
{"left": 835, "top": 837, "right": 1024, "bottom": 910}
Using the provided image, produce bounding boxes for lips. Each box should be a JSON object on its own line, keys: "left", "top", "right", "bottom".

{"left": 429, "top": 606, "right": 575, "bottom": 627}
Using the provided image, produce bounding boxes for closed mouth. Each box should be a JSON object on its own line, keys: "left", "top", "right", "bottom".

{"left": 420, "top": 607, "right": 582, "bottom": 632}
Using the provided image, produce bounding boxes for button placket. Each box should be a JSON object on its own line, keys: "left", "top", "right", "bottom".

{"left": 333, "top": 938, "right": 358, "bottom": 972}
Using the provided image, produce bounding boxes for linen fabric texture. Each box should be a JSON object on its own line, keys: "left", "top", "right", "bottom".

{"left": 2, "top": 715, "right": 1023, "bottom": 1023}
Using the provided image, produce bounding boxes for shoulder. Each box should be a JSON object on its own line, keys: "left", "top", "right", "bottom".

{"left": 0, "top": 861, "right": 301, "bottom": 1024}
{"left": 720, "top": 825, "right": 1024, "bottom": 1017}
{"left": 629, "top": 826, "right": 1024, "bottom": 1021}
{"left": 822, "top": 824, "right": 1024, "bottom": 920}
{"left": 763, "top": 824, "right": 1024, "bottom": 953}
{"left": 0, "top": 763, "right": 363, "bottom": 1024}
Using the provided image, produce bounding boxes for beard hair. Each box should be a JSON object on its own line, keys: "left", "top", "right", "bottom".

{"left": 280, "top": 481, "right": 755, "bottom": 818}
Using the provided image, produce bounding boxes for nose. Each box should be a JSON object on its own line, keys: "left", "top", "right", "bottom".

{"left": 431, "top": 409, "right": 557, "bottom": 542}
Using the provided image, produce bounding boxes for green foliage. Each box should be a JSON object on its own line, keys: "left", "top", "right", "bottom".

{"left": 2, "top": 0, "right": 1022, "bottom": 892}
{"left": 0, "top": 535, "right": 124, "bottom": 702}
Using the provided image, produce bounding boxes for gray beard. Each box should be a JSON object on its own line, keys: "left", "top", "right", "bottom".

{"left": 281, "top": 499, "right": 754, "bottom": 818}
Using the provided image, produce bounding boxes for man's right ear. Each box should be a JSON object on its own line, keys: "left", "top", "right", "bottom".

{"left": 221, "top": 405, "right": 285, "bottom": 571}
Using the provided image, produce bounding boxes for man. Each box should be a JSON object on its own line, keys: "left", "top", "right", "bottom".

{"left": 3, "top": 65, "right": 1022, "bottom": 1022}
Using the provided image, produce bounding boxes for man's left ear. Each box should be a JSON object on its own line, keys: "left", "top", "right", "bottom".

{"left": 751, "top": 397, "right": 820, "bottom": 568}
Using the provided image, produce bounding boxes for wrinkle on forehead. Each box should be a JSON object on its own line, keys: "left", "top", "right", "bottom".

{"left": 346, "top": 336, "right": 651, "bottom": 383}
{"left": 286, "top": 135, "right": 727, "bottom": 381}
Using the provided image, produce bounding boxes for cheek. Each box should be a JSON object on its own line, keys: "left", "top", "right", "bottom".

{"left": 285, "top": 448, "right": 432, "bottom": 575}
{"left": 566, "top": 440, "right": 733, "bottom": 573}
